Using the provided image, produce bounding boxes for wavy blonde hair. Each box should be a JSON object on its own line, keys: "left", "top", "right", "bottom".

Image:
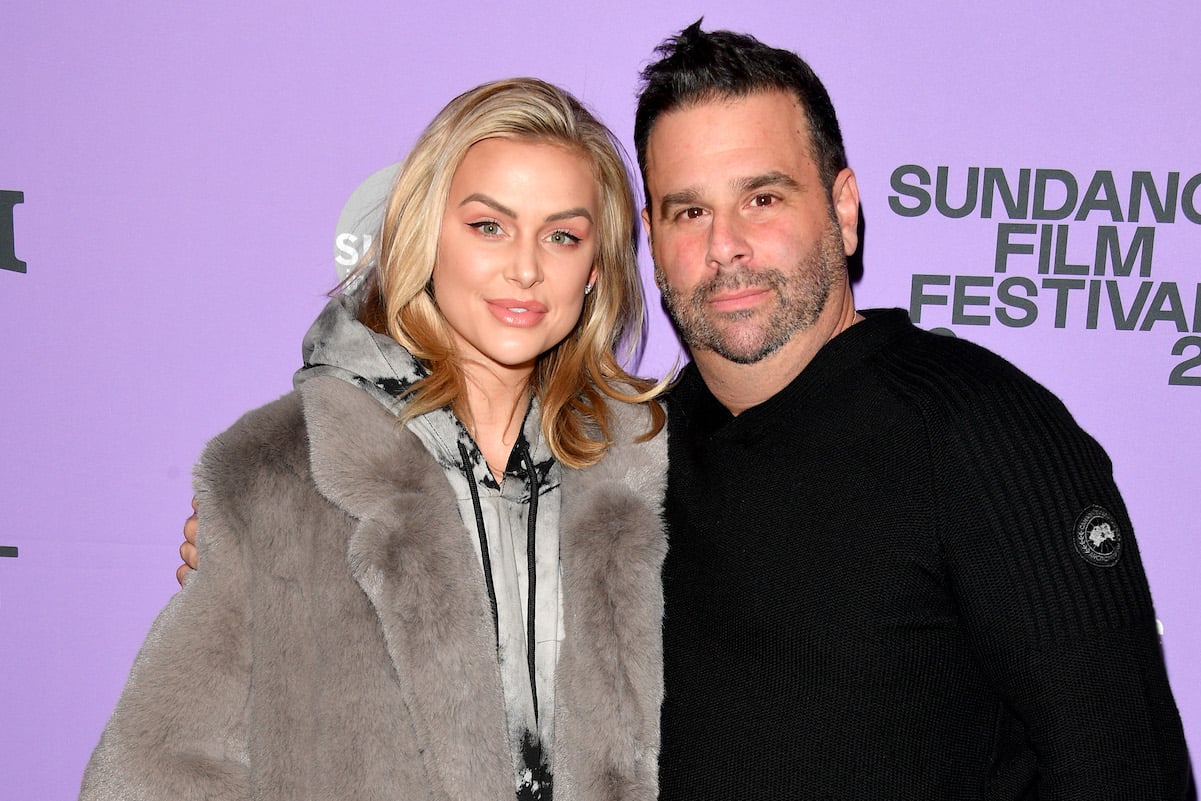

{"left": 350, "top": 78, "right": 665, "bottom": 468}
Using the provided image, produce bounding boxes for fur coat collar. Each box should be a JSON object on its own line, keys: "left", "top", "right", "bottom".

{"left": 307, "top": 374, "right": 667, "bottom": 799}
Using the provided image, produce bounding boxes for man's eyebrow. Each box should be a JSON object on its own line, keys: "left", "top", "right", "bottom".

{"left": 657, "top": 188, "right": 702, "bottom": 221}
{"left": 735, "top": 171, "right": 801, "bottom": 194}
{"left": 460, "top": 193, "right": 517, "bottom": 218}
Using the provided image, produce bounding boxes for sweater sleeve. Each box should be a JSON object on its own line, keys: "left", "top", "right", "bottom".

{"left": 79, "top": 445, "right": 252, "bottom": 800}
{"left": 932, "top": 368, "right": 1190, "bottom": 799}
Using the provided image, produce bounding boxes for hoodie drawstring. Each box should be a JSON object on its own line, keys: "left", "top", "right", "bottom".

{"left": 459, "top": 441, "right": 500, "bottom": 642}
{"left": 457, "top": 438, "right": 542, "bottom": 723}
{"left": 517, "top": 436, "right": 540, "bottom": 724}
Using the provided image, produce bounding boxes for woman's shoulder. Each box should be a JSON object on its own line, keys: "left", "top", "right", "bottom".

{"left": 602, "top": 392, "right": 665, "bottom": 440}
{"left": 580, "top": 395, "right": 668, "bottom": 491}
{"left": 195, "top": 391, "right": 311, "bottom": 498}
{"left": 203, "top": 390, "right": 306, "bottom": 457}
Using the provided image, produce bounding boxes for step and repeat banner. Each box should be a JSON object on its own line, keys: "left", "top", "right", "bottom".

{"left": 3, "top": 2, "right": 1198, "bottom": 796}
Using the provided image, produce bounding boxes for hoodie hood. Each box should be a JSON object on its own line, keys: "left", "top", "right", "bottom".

{"left": 293, "top": 293, "right": 552, "bottom": 483}
{"left": 294, "top": 294, "right": 427, "bottom": 418}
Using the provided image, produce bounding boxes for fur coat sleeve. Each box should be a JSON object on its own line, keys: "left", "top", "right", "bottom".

{"left": 79, "top": 375, "right": 667, "bottom": 801}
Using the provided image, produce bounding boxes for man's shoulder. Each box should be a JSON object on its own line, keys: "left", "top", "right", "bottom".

{"left": 864, "top": 308, "right": 1013, "bottom": 369}
{"left": 861, "top": 311, "right": 1072, "bottom": 425}
{"left": 661, "top": 362, "right": 709, "bottom": 411}
{"left": 871, "top": 313, "right": 1038, "bottom": 387}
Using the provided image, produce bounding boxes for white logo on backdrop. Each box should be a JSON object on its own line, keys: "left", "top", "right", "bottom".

{"left": 333, "top": 163, "right": 400, "bottom": 281}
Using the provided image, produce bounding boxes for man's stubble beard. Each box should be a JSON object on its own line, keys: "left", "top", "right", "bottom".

{"left": 657, "top": 216, "right": 846, "bottom": 366}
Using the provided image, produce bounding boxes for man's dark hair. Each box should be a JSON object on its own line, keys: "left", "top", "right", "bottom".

{"left": 634, "top": 20, "right": 847, "bottom": 207}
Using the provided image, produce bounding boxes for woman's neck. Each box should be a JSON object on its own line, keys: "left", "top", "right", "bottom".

{"left": 461, "top": 365, "right": 534, "bottom": 483}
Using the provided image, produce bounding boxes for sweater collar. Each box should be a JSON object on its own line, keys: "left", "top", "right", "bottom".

{"left": 671, "top": 308, "right": 913, "bottom": 436}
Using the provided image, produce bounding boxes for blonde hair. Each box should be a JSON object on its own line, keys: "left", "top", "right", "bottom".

{"left": 350, "top": 78, "right": 665, "bottom": 468}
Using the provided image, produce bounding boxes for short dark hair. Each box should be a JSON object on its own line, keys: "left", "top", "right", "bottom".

{"left": 634, "top": 19, "right": 848, "bottom": 207}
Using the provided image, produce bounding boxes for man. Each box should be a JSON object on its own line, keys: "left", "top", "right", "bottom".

{"left": 179, "top": 21, "right": 1190, "bottom": 798}
{"left": 635, "top": 21, "right": 1189, "bottom": 800}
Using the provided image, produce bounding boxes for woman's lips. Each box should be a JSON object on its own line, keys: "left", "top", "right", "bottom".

{"left": 486, "top": 298, "right": 548, "bottom": 327}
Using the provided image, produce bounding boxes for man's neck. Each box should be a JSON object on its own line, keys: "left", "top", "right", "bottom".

{"left": 692, "top": 291, "right": 861, "bottom": 416}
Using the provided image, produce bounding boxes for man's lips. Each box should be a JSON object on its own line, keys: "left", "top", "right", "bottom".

{"left": 707, "top": 287, "right": 771, "bottom": 312}
{"left": 487, "top": 298, "right": 548, "bottom": 327}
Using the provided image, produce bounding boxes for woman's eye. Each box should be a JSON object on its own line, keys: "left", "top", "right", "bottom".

{"left": 547, "top": 230, "right": 581, "bottom": 246}
{"left": 469, "top": 221, "right": 502, "bottom": 236}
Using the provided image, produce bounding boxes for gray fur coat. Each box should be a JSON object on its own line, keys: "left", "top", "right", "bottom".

{"left": 80, "top": 375, "right": 667, "bottom": 801}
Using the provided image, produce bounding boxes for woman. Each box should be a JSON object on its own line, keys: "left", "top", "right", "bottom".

{"left": 80, "top": 78, "right": 668, "bottom": 801}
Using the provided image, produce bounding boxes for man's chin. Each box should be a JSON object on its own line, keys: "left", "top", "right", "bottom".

{"left": 697, "top": 331, "right": 791, "bottom": 366}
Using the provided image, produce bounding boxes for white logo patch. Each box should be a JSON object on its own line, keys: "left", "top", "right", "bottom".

{"left": 1073, "top": 505, "right": 1123, "bottom": 567}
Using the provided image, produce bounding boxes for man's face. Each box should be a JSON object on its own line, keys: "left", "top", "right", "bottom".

{"left": 641, "top": 91, "right": 858, "bottom": 365}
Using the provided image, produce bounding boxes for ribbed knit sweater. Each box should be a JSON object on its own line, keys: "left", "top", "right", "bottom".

{"left": 658, "top": 309, "right": 1189, "bottom": 800}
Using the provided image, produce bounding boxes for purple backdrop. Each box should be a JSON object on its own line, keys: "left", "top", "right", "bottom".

{"left": 3, "top": 3, "right": 1198, "bottom": 797}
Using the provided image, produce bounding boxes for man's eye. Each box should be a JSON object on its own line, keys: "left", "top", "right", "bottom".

{"left": 750, "top": 194, "right": 776, "bottom": 207}
{"left": 681, "top": 207, "right": 705, "bottom": 220}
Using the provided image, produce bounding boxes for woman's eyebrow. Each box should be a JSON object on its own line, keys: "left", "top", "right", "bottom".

{"left": 460, "top": 193, "right": 517, "bottom": 218}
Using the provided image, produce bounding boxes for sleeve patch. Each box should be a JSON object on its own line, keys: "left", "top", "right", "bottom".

{"left": 1073, "top": 505, "right": 1123, "bottom": 568}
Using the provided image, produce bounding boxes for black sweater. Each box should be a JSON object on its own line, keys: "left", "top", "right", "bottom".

{"left": 658, "top": 309, "right": 1189, "bottom": 800}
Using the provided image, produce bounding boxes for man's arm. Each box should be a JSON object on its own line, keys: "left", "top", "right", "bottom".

{"left": 937, "top": 374, "right": 1190, "bottom": 798}
{"left": 176, "top": 496, "right": 199, "bottom": 585}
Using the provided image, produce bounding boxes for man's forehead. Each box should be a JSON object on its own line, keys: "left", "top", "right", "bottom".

{"left": 652, "top": 89, "right": 808, "bottom": 135}
{"left": 644, "top": 91, "right": 815, "bottom": 192}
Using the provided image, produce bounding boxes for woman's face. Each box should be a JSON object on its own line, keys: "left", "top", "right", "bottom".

{"left": 433, "top": 137, "right": 600, "bottom": 379}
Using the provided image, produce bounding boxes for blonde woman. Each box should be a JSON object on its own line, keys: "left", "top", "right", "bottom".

{"left": 81, "top": 78, "right": 667, "bottom": 801}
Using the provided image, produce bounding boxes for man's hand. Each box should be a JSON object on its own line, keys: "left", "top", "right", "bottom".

{"left": 176, "top": 496, "right": 199, "bottom": 586}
